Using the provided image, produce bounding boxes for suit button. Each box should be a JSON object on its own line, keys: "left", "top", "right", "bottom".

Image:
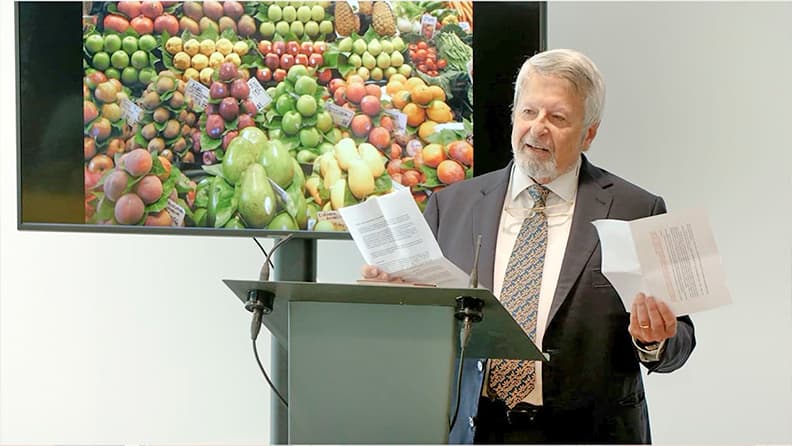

{"left": 477, "top": 360, "right": 484, "bottom": 372}
{"left": 468, "top": 416, "right": 476, "bottom": 429}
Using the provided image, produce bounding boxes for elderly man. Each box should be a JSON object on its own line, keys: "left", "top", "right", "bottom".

{"left": 365, "top": 49, "right": 696, "bottom": 444}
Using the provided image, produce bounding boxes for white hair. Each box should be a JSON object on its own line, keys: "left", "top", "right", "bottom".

{"left": 512, "top": 49, "right": 606, "bottom": 128}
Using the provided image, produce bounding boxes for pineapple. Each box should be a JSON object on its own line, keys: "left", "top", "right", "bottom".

{"left": 358, "top": 1, "right": 373, "bottom": 15}
{"left": 334, "top": 1, "right": 360, "bottom": 36}
{"left": 371, "top": 1, "right": 396, "bottom": 36}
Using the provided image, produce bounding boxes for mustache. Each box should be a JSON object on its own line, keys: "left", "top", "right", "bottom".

{"left": 520, "top": 136, "right": 552, "bottom": 153}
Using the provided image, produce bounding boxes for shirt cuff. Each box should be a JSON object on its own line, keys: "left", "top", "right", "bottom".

{"left": 632, "top": 337, "right": 667, "bottom": 362}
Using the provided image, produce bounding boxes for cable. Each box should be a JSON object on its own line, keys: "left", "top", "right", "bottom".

{"left": 449, "top": 317, "right": 472, "bottom": 431}
{"left": 252, "top": 338, "right": 288, "bottom": 409}
{"left": 252, "top": 237, "right": 275, "bottom": 270}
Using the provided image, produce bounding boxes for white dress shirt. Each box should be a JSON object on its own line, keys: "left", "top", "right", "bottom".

{"left": 483, "top": 157, "right": 581, "bottom": 406}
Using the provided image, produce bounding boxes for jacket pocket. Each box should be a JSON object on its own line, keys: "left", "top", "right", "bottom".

{"left": 590, "top": 268, "right": 613, "bottom": 288}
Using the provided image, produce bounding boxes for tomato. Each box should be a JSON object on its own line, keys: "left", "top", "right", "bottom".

{"left": 416, "top": 49, "right": 428, "bottom": 61}
{"left": 417, "top": 41, "right": 428, "bottom": 50}
{"left": 437, "top": 59, "right": 447, "bottom": 69}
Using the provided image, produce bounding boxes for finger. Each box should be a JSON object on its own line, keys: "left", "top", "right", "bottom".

{"left": 376, "top": 270, "right": 391, "bottom": 281}
{"left": 634, "top": 293, "right": 651, "bottom": 331}
{"left": 361, "top": 264, "right": 380, "bottom": 279}
{"left": 645, "top": 296, "right": 664, "bottom": 341}
{"left": 655, "top": 300, "right": 678, "bottom": 336}
{"left": 628, "top": 307, "right": 642, "bottom": 339}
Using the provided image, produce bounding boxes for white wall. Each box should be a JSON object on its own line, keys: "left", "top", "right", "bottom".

{"left": 2, "top": 2, "right": 791, "bottom": 445}
{"left": 548, "top": 2, "right": 792, "bottom": 443}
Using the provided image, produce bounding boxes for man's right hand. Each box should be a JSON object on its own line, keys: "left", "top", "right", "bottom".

{"left": 361, "top": 265, "right": 405, "bottom": 282}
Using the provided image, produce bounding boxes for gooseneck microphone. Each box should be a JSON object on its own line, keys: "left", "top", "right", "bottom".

{"left": 450, "top": 234, "right": 485, "bottom": 431}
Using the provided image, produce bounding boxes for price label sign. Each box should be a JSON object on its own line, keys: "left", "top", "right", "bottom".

{"left": 326, "top": 102, "right": 355, "bottom": 128}
{"left": 247, "top": 77, "right": 272, "bottom": 111}
{"left": 184, "top": 79, "right": 210, "bottom": 111}
{"left": 384, "top": 109, "right": 407, "bottom": 135}
{"left": 435, "top": 122, "right": 466, "bottom": 132}
{"left": 420, "top": 14, "right": 437, "bottom": 40}
{"left": 166, "top": 198, "right": 186, "bottom": 227}
{"left": 119, "top": 97, "right": 143, "bottom": 126}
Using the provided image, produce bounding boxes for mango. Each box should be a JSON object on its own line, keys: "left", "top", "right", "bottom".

{"left": 333, "top": 137, "right": 361, "bottom": 171}
{"left": 238, "top": 163, "right": 277, "bottom": 228}
{"left": 330, "top": 178, "right": 347, "bottom": 210}
{"left": 357, "top": 143, "right": 385, "bottom": 177}
{"left": 222, "top": 136, "right": 257, "bottom": 185}
{"left": 258, "top": 139, "right": 294, "bottom": 188}
{"left": 305, "top": 175, "right": 324, "bottom": 206}
{"left": 322, "top": 157, "right": 343, "bottom": 190}
{"left": 347, "top": 159, "right": 376, "bottom": 199}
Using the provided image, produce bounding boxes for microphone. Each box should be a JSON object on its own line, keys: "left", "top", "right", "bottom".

{"left": 247, "top": 234, "right": 295, "bottom": 341}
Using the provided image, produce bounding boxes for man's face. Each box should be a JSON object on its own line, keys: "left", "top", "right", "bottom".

{"left": 511, "top": 73, "right": 599, "bottom": 184}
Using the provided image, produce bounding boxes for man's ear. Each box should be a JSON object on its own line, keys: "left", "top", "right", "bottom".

{"left": 580, "top": 121, "right": 600, "bottom": 152}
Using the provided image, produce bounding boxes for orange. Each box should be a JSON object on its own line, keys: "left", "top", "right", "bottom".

{"left": 389, "top": 73, "right": 408, "bottom": 85}
{"left": 405, "top": 76, "right": 426, "bottom": 94}
{"left": 426, "top": 100, "right": 453, "bottom": 123}
{"left": 427, "top": 85, "right": 446, "bottom": 102}
{"left": 418, "top": 120, "right": 438, "bottom": 141}
{"left": 411, "top": 85, "right": 433, "bottom": 106}
{"left": 403, "top": 102, "right": 426, "bottom": 127}
{"left": 391, "top": 90, "right": 411, "bottom": 110}
{"left": 385, "top": 81, "right": 405, "bottom": 96}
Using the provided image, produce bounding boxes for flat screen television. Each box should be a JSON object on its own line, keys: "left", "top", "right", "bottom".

{"left": 16, "top": 1, "right": 545, "bottom": 239}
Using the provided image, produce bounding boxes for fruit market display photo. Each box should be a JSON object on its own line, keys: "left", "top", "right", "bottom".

{"left": 81, "top": 0, "right": 477, "bottom": 232}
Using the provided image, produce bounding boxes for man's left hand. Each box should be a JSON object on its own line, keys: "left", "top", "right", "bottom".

{"left": 628, "top": 293, "right": 677, "bottom": 344}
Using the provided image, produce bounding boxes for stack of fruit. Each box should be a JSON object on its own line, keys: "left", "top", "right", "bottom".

{"left": 164, "top": 35, "right": 251, "bottom": 85}
{"left": 84, "top": 31, "right": 159, "bottom": 89}
{"left": 178, "top": 1, "right": 256, "bottom": 37}
{"left": 255, "top": 39, "right": 329, "bottom": 86}
{"left": 305, "top": 137, "right": 392, "bottom": 212}
{"left": 255, "top": 1, "right": 334, "bottom": 40}
{"left": 103, "top": 0, "right": 186, "bottom": 35}
{"left": 199, "top": 62, "right": 259, "bottom": 165}
{"left": 407, "top": 39, "right": 446, "bottom": 77}
{"left": 88, "top": 148, "right": 197, "bottom": 226}
{"left": 132, "top": 70, "right": 196, "bottom": 164}
{"left": 334, "top": 1, "right": 396, "bottom": 37}
{"left": 261, "top": 65, "right": 335, "bottom": 164}
{"left": 335, "top": 31, "right": 409, "bottom": 82}
{"left": 84, "top": 72, "right": 130, "bottom": 161}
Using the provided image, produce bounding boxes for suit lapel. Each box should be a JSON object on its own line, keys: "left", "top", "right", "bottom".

{"left": 472, "top": 163, "right": 511, "bottom": 291}
{"left": 547, "top": 156, "right": 613, "bottom": 326}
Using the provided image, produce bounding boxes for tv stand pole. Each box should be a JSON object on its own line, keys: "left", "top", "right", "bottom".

{"left": 270, "top": 237, "right": 317, "bottom": 445}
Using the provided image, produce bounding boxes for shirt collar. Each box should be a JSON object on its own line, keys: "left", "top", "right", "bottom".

{"left": 509, "top": 155, "right": 581, "bottom": 204}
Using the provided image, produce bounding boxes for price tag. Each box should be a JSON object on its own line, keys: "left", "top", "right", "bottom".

{"left": 166, "top": 198, "right": 186, "bottom": 227}
{"left": 326, "top": 102, "right": 355, "bottom": 128}
{"left": 420, "top": 14, "right": 437, "bottom": 40}
{"left": 184, "top": 79, "right": 210, "bottom": 111}
{"left": 119, "top": 97, "right": 143, "bottom": 126}
{"left": 346, "top": 0, "right": 360, "bottom": 13}
{"left": 459, "top": 22, "right": 471, "bottom": 33}
{"left": 247, "top": 77, "right": 272, "bottom": 111}
{"left": 384, "top": 109, "right": 407, "bottom": 135}
{"left": 434, "top": 122, "right": 466, "bottom": 132}
{"left": 317, "top": 210, "right": 348, "bottom": 231}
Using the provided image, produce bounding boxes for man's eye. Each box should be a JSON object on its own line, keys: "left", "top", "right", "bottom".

{"left": 552, "top": 114, "right": 566, "bottom": 122}
{"left": 523, "top": 109, "right": 536, "bottom": 116}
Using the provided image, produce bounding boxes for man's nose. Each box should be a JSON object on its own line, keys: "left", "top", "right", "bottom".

{"left": 530, "top": 113, "right": 548, "bottom": 137}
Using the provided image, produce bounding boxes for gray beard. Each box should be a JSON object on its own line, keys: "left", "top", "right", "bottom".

{"left": 513, "top": 148, "right": 560, "bottom": 183}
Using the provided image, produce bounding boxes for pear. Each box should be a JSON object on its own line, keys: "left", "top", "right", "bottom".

{"left": 362, "top": 52, "right": 377, "bottom": 70}
{"left": 333, "top": 137, "right": 361, "bottom": 171}
{"left": 367, "top": 39, "right": 382, "bottom": 57}
{"left": 348, "top": 159, "right": 376, "bottom": 199}
{"left": 390, "top": 51, "right": 404, "bottom": 67}
{"left": 376, "top": 52, "right": 391, "bottom": 69}
{"left": 358, "top": 143, "right": 385, "bottom": 177}
{"left": 330, "top": 178, "right": 348, "bottom": 210}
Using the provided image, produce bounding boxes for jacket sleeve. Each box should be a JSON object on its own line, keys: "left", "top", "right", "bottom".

{"left": 644, "top": 196, "right": 697, "bottom": 373}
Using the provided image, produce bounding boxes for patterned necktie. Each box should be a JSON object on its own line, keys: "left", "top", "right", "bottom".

{"left": 488, "top": 184, "right": 550, "bottom": 408}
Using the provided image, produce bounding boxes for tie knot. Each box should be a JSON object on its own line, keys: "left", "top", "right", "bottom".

{"left": 527, "top": 184, "right": 550, "bottom": 208}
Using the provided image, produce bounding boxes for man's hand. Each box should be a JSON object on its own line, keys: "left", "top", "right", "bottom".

{"left": 628, "top": 293, "right": 677, "bottom": 344}
{"left": 360, "top": 265, "right": 405, "bottom": 283}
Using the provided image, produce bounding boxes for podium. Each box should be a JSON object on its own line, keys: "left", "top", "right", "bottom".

{"left": 224, "top": 279, "right": 544, "bottom": 444}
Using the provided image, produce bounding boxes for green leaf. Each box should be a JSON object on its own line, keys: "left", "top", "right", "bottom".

{"left": 373, "top": 172, "right": 393, "bottom": 194}
{"left": 225, "top": 117, "right": 239, "bottom": 131}
{"left": 254, "top": 11, "right": 269, "bottom": 22}
{"left": 202, "top": 163, "right": 224, "bottom": 178}
{"left": 135, "top": 131, "right": 149, "bottom": 149}
{"left": 201, "top": 133, "right": 223, "bottom": 152}
{"left": 419, "top": 164, "right": 441, "bottom": 187}
{"left": 322, "top": 50, "right": 340, "bottom": 68}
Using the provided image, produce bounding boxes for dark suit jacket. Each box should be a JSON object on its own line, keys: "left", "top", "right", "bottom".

{"left": 423, "top": 156, "right": 696, "bottom": 444}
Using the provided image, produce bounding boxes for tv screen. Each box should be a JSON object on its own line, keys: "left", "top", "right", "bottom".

{"left": 16, "top": 1, "right": 545, "bottom": 238}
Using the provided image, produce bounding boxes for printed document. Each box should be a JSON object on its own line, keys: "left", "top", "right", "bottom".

{"left": 592, "top": 209, "right": 731, "bottom": 316}
{"left": 338, "top": 189, "right": 471, "bottom": 288}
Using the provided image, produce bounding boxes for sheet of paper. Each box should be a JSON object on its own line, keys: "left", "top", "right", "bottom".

{"left": 593, "top": 209, "right": 732, "bottom": 316}
{"left": 339, "top": 189, "right": 471, "bottom": 288}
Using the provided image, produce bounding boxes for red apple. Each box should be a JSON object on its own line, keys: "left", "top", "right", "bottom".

{"left": 300, "top": 41, "right": 314, "bottom": 55}
{"left": 286, "top": 41, "right": 300, "bottom": 56}
{"left": 258, "top": 40, "right": 272, "bottom": 55}
{"left": 317, "top": 68, "right": 333, "bottom": 85}
{"left": 280, "top": 53, "right": 295, "bottom": 70}
{"left": 308, "top": 53, "right": 323, "bottom": 68}
{"left": 295, "top": 54, "right": 309, "bottom": 66}
{"left": 256, "top": 67, "right": 272, "bottom": 83}
{"left": 272, "top": 41, "right": 286, "bottom": 56}
{"left": 313, "top": 41, "right": 327, "bottom": 54}
{"left": 273, "top": 68, "right": 287, "bottom": 82}
{"left": 264, "top": 53, "right": 280, "bottom": 71}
